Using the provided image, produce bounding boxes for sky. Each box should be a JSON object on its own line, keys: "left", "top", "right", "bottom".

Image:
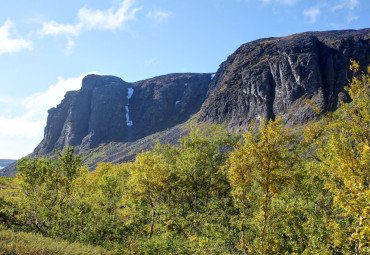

{"left": 0, "top": 0, "right": 369, "bottom": 159}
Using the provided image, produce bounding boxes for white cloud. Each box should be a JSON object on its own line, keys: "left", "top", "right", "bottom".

{"left": 303, "top": 6, "right": 321, "bottom": 23}
{"left": 347, "top": 14, "right": 359, "bottom": 23}
{"left": 327, "top": 0, "right": 360, "bottom": 26}
{"left": 0, "top": 20, "right": 32, "bottom": 56}
{"left": 40, "top": 0, "right": 141, "bottom": 37}
{"left": 78, "top": 0, "right": 141, "bottom": 30}
{"left": 65, "top": 37, "right": 76, "bottom": 55}
{"left": 0, "top": 72, "right": 97, "bottom": 159}
{"left": 332, "top": 0, "right": 359, "bottom": 11}
{"left": 147, "top": 10, "right": 173, "bottom": 24}
{"left": 260, "top": 0, "right": 299, "bottom": 5}
{"left": 25, "top": 74, "right": 93, "bottom": 118}
{"left": 39, "top": 0, "right": 141, "bottom": 53}
{"left": 40, "top": 20, "right": 81, "bottom": 37}
{"left": 145, "top": 58, "right": 156, "bottom": 65}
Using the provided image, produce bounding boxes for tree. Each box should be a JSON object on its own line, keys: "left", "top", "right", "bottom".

{"left": 123, "top": 144, "right": 171, "bottom": 238}
{"left": 172, "top": 128, "right": 237, "bottom": 253}
{"left": 16, "top": 147, "right": 88, "bottom": 238}
{"left": 305, "top": 61, "right": 369, "bottom": 254}
{"left": 226, "top": 118, "right": 298, "bottom": 254}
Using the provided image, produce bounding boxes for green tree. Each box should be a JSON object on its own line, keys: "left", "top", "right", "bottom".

{"left": 226, "top": 118, "right": 298, "bottom": 254}
{"left": 305, "top": 61, "right": 370, "bottom": 254}
{"left": 123, "top": 144, "right": 171, "bottom": 239}
{"left": 171, "top": 128, "right": 238, "bottom": 253}
{"left": 16, "top": 147, "right": 88, "bottom": 238}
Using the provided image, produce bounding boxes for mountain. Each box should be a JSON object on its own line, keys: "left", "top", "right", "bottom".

{"left": 1, "top": 28, "right": 369, "bottom": 176}
{"left": 0, "top": 159, "right": 16, "bottom": 170}
{"left": 198, "top": 29, "right": 370, "bottom": 131}
{"left": 33, "top": 73, "right": 211, "bottom": 157}
{"left": 0, "top": 159, "right": 17, "bottom": 176}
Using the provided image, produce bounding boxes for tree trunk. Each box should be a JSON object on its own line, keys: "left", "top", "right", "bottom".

{"left": 242, "top": 207, "right": 248, "bottom": 255}
{"left": 149, "top": 208, "right": 155, "bottom": 238}
{"left": 355, "top": 215, "right": 362, "bottom": 255}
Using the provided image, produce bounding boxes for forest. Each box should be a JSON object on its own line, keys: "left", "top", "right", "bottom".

{"left": 0, "top": 62, "right": 368, "bottom": 254}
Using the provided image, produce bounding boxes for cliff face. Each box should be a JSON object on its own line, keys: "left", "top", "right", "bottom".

{"left": 33, "top": 73, "right": 212, "bottom": 157}
{"left": 2, "top": 28, "right": 368, "bottom": 176}
{"left": 129, "top": 73, "right": 211, "bottom": 140}
{"left": 199, "top": 29, "right": 370, "bottom": 131}
{"left": 34, "top": 75, "right": 129, "bottom": 155}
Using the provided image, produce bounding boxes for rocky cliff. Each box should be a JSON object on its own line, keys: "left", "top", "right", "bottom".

{"left": 199, "top": 29, "right": 370, "bottom": 132}
{"left": 1, "top": 28, "right": 369, "bottom": 176}
{"left": 33, "top": 73, "right": 212, "bottom": 157}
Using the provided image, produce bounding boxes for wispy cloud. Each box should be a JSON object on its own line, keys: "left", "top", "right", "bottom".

{"left": 65, "top": 37, "right": 76, "bottom": 55}
{"left": 147, "top": 9, "right": 173, "bottom": 25}
{"left": 303, "top": 6, "right": 321, "bottom": 23}
{"left": 0, "top": 20, "right": 32, "bottom": 56}
{"left": 25, "top": 74, "right": 96, "bottom": 119}
{"left": 78, "top": 0, "right": 141, "bottom": 30}
{"left": 346, "top": 14, "right": 359, "bottom": 23}
{"left": 40, "top": 0, "right": 142, "bottom": 53}
{"left": 40, "top": 20, "right": 82, "bottom": 37}
{"left": 330, "top": 0, "right": 360, "bottom": 26}
{"left": 331, "top": 0, "right": 359, "bottom": 11}
{"left": 260, "top": 0, "right": 299, "bottom": 5}
{"left": 145, "top": 58, "right": 156, "bottom": 65}
{"left": 0, "top": 72, "right": 97, "bottom": 158}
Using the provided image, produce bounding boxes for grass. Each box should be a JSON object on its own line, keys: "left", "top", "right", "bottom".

{"left": 0, "top": 177, "right": 18, "bottom": 205}
{"left": 0, "top": 227, "right": 112, "bottom": 255}
{"left": 80, "top": 120, "right": 192, "bottom": 170}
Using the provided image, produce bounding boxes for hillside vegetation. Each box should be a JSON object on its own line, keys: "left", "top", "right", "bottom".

{"left": 0, "top": 62, "right": 368, "bottom": 254}
{"left": 0, "top": 226, "right": 112, "bottom": 255}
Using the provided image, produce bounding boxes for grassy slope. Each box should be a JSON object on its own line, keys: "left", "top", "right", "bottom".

{"left": 0, "top": 178, "right": 111, "bottom": 255}
{"left": 80, "top": 119, "right": 193, "bottom": 170}
{"left": 0, "top": 227, "right": 112, "bottom": 255}
{"left": 80, "top": 114, "right": 234, "bottom": 171}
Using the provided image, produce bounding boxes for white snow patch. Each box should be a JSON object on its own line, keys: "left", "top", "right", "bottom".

{"left": 125, "top": 106, "right": 133, "bottom": 126}
{"left": 175, "top": 100, "right": 181, "bottom": 105}
{"left": 0, "top": 166, "right": 3, "bottom": 170}
{"left": 125, "top": 88, "right": 134, "bottom": 126}
{"left": 127, "top": 87, "right": 134, "bottom": 100}
{"left": 211, "top": 73, "right": 216, "bottom": 80}
{"left": 182, "top": 82, "right": 188, "bottom": 96}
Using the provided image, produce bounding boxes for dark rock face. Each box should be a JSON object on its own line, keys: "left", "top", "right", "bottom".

{"left": 130, "top": 73, "right": 211, "bottom": 140}
{"left": 199, "top": 29, "right": 370, "bottom": 132}
{"left": 33, "top": 73, "right": 212, "bottom": 157}
{"left": 34, "top": 75, "right": 130, "bottom": 155}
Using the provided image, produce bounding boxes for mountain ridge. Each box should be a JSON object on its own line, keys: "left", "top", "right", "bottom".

{"left": 1, "top": 28, "right": 369, "bottom": 176}
{"left": 32, "top": 72, "right": 212, "bottom": 157}
{"left": 199, "top": 28, "right": 370, "bottom": 131}
{"left": 0, "top": 159, "right": 16, "bottom": 170}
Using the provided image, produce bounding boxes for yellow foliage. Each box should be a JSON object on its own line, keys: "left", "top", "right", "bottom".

{"left": 305, "top": 61, "right": 370, "bottom": 253}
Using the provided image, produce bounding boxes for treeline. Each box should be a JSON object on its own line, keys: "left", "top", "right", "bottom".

{"left": 0, "top": 62, "right": 368, "bottom": 254}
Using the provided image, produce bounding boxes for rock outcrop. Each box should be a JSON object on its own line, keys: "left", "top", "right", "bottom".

{"left": 33, "top": 73, "right": 212, "bottom": 157}
{"left": 34, "top": 75, "right": 130, "bottom": 155}
{"left": 199, "top": 29, "right": 370, "bottom": 132}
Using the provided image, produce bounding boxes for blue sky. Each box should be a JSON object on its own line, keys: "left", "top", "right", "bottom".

{"left": 0, "top": 0, "right": 369, "bottom": 159}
